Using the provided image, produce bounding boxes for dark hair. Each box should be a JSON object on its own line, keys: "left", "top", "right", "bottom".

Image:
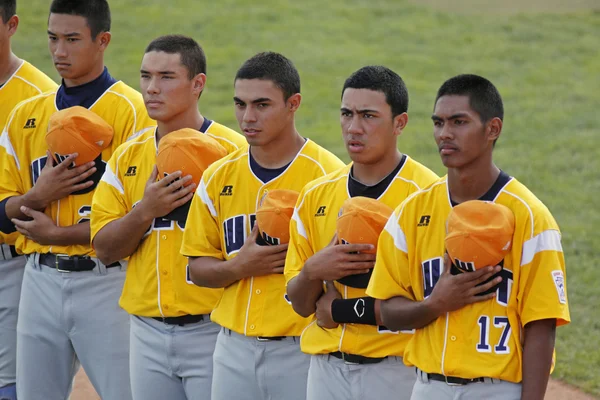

{"left": 235, "top": 52, "right": 300, "bottom": 100}
{"left": 49, "top": 0, "right": 111, "bottom": 39}
{"left": 435, "top": 74, "right": 504, "bottom": 122}
{"left": 342, "top": 66, "right": 409, "bottom": 117}
{"left": 0, "top": 0, "right": 16, "bottom": 23}
{"left": 145, "top": 35, "right": 206, "bottom": 79}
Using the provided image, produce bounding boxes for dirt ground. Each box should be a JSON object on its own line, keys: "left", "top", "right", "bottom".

{"left": 70, "top": 368, "right": 598, "bottom": 400}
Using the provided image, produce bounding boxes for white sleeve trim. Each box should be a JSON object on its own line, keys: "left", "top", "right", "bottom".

{"left": 384, "top": 216, "right": 408, "bottom": 253}
{"left": 100, "top": 163, "right": 124, "bottom": 194}
{"left": 0, "top": 129, "right": 19, "bottom": 170}
{"left": 197, "top": 180, "right": 217, "bottom": 217}
{"left": 521, "top": 229, "right": 563, "bottom": 266}
{"left": 292, "top": 208, "right": 307, "bottom": 239}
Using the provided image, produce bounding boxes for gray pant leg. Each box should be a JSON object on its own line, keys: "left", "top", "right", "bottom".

{"left": 0, "top": 256, "right": 25, "bottom": 387}
{"left": 257, "top": 337, "right": 310, "bottom": 400}
{"left": 130, "top": 315, "right": 219, "bottom": 400}
{"left": 16, "top": 259, "right": 79, "bottom": 400}
{"left": 212, "top": 329, "right": 262, "bottom": 400}
{"left": 307, "top": 354, "right": 415, "bottom": 400}
{"left": 130, "top": 316, "right": 187, "bottom": 400}
{"left": 306, "top": 355, "right": 352, "bottom": 400}
{"left": 69, "top": 267, "right": 132, "bottom": 400}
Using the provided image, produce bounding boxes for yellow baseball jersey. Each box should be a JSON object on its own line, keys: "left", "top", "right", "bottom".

{"left": 0, "top": 60, "right": 56, "bottom": 245}
{"left": 0, "top": 82, "right": 153, "bottom": 256}
{"left": 285, "top": 157, "right": 438, "bottom": 357}
{"left": 366, "top": 175, "right": 571, "bottom": 382}
{"left": 181, "top": 140, "right": 344, "bottom": 336}
{"left": 90, "top": 121, "right": 246, "bottom": 317}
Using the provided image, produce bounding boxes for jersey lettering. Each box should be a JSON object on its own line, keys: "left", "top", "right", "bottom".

{"left": 223, "top": 214, "right": 257, "bottom": 254}
{"left": 30, "top": 156, "right": 48, "bottom": 186}
{"left": 477, "top": 315, "right": 512, "bottom": 354}
{"left": 78, "top": 205, "right": 92, "bottom": 224}
{"left": 422, "top": 257, "right": 443, "bottom": 298}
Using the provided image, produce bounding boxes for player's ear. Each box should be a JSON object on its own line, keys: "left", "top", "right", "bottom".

{"left": 392, "top": 112, "right": 408, "bottom": 137}
{"left": 192, "top": 73, "right": 206, "bottom": 97}
{"left": 7, "top": 15, "right": 19, "bottom": 36}
{"left": 287, "top": 93, "right": 301, "bottom": 113}
{"left": 97, "top": 31, "right": 111, "bottom": 51}
{"left": 486, "top": 117, "right": 502, "bottom": 143}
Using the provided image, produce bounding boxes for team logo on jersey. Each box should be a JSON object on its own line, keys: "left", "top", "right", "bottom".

{"left": 417, "top": 215, "right": 431, "bottom": 227}
{"left": 23, "top": 118, "right": 36, "bottom": 129}
{"left": 551, "top": 270, "right": 566, "bottom": 304}
{"left": 223, "top": 214, "right": 257, "bottom": 254}
{"left": 315, "top": 206, "right": 327, "bottom": 217}
{"left": 220, "top": 185, "right": 233, "bottom": 196}
{"left": 125, "top": 166, "right": 137, "bottom": 177}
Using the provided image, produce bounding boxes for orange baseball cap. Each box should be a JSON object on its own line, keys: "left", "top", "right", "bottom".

{"left": 46, "top": 106, "right": 114, "bottom": 194}
{"left": 445, "top": 200, "right": 515, "bottom": 272}
{"left": 157, "top": 128, "right": 228, "bottom": 222}
{"left": 255, "top": 189, "right": 299, "bottom": 246}
{"left": 336, "top": 197, "right": 394, "bottom": 288}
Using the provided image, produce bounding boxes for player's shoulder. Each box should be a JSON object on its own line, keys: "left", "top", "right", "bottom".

{"left": 204, "top": 119, "right": 247, "bottom": 152}
{"left": 299, "top": 164, "right": 350, "bottom": 198}
{"left": 98, "top": 81, "right": 145, "bottom": 110}
{"left": 112, "top": 127, "right": 156, "bottom": 158}
{"left": 397, "top": 176, "right": 448, "bottom": 213}
{"left": 498, "top": 177, "right": 559, "bottom": 234}
{"left": 5, "top": 90, "right": 57, "bottom": 124}
{"left": 296, "top": 139, "right": 345, "bottom": 174}
{"left": 202, "top": 146, "right": 249, "bottom": 186}
{"left": 398, "top": 155, "right": 440, "bottom": 190}
{"left": 14, "top": 60, "right": 57, "bottom": 93}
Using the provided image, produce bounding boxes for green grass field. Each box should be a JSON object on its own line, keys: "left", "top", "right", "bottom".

{"left": 13, "top": 0, "right": 600, "bottom": 396}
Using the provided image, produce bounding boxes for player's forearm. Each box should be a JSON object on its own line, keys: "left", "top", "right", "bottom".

{"left": 188, "top": 256, "right": 243, "bottom": 288}
{"left": 287, "top": 268, "right": 324, "bottom": 317}
{"left": 5, "top": 192, "right": 46, "bottom": 221}
{"left": 48, "top": 222, "right": 91, "bottom": 246}
{"left": 380, "top": 295, "right": 442, "bottom": 331}
{"left": 93, "top": 207, "right": 152, "bottom": 265}
{"left": 330, "top": 297, "right": 383, "bottom": 326}
{"left": 521, "top": 319, "right": 556, "bottom": 400}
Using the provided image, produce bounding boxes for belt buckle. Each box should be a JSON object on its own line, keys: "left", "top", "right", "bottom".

{"left": 256, "top": 336, "right": 270, "bottom": 342}
{"left": 444, "top": 376, "right": 463, "bottom": 386}
{"left": 54, "top": 254, "right": 71, "bottom": 273}
{"left": 341, "top": 352, "right": 359, "bottom": 365}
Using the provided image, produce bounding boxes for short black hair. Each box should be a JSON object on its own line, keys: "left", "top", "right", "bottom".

{"left": 145, "top": 35, "right": 207, "bottom": 79}
{"left": 49, "top": 0, "right": 111, "bottom": 39}
{"left": 435, "top": 74, "right": 504, "bottom": 122}
{"left": 0, "top": 0, "right": 16, "bottom": 23}
{"left": 342, "top": 66, "right": 409, "bottom": 117}
{"left": 235, "top": 52, "right": 300, "bottom": 100}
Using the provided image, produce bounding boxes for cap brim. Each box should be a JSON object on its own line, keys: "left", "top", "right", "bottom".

{"left": 70, "top": 154, "right": 105, "bottom": 195}
{"left": 336, "top": 269, "right": 372, "bottom": 289}
{"left": 163, "top": 199, "right": 192, "bottom": 223}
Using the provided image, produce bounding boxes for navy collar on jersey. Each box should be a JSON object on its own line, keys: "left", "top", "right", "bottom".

{"left": 249, "top": 150, "right": 291, "bottom": 184}
{"left": 56, "top": 67, "right": 117, "bottom": 110}
{"left": 199, "top": 117, "right": 212, "bottom": 133}
{"left": 450, "top": 170, "right": 511, "bottom": 206}
{"left": 348, "top": 154, "right": 407, "bottom": 199}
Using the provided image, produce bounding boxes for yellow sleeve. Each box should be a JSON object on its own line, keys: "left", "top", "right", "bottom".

{"left": 284, "top": 188, "right": 314, "bottom": 284}
{"left": 90, "top": 153, "right": 128, "bottom": 244}
{"left": 180, "top": 176, "right": 224, "bottom": 260}
{"left": 517, "top": 212, "right": 570, "bottom": 327}
{"left": 366, "top": 209, "right": 414, "bottom": 301}
{"left": 0, "top": 108, "right": 26, "bottom": 201}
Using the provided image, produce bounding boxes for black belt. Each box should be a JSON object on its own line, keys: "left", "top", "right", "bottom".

{"left": 224, "top": 328, "right": 288, "bottom": 341}
{"left": 425, "top": 372, "right": 486, "bottom": 385}
{"left": 39, "top": 253, "right": 120, "bottom": 272}
{"left": 0, "top": 244, "right": 19, "bottom": 260}
{"left": 152, "top": 314, "right": 208, "bottom": 326}
{"left": 329, "top": 351, "right": 386, "bottom": 365}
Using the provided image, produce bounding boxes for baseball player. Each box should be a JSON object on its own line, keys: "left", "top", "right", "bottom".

{"left": 0, "top": 1, "right": 153, "bottom": 399}
{"left": 0, "top": 1, "right": 56, "bottom": 398}
{"left": 366, "top": 74, "right": 571, "bottom": 400}
{"left": 284, "top": 66, "right": 438, "bottom": 400}
{"left": 90, "top": 35, "right": 246, "bottom": 400}
{"left": 180, "top": 52, "right": 345, "bottom": 400}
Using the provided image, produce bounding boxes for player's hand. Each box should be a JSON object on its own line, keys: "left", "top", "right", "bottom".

{"left": 233, "top": 224, "right": 288, "bottom": 278}
{"left": 12, "top": 206, "right": 59, "bottom": 245}
{"left": 303, "top": 234, "right": 375, "bottom": 281}
{"left": 427, "top": 253, "right": 502, "bottom": 314}
{"left": 315, "top": 281, "right": 342, "bottom": 329}
{"left": 137, "top": 166, "right": 196, "bottom": 221}
{"left": 28, "top": 151, "right": 97, "bottom": 208}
